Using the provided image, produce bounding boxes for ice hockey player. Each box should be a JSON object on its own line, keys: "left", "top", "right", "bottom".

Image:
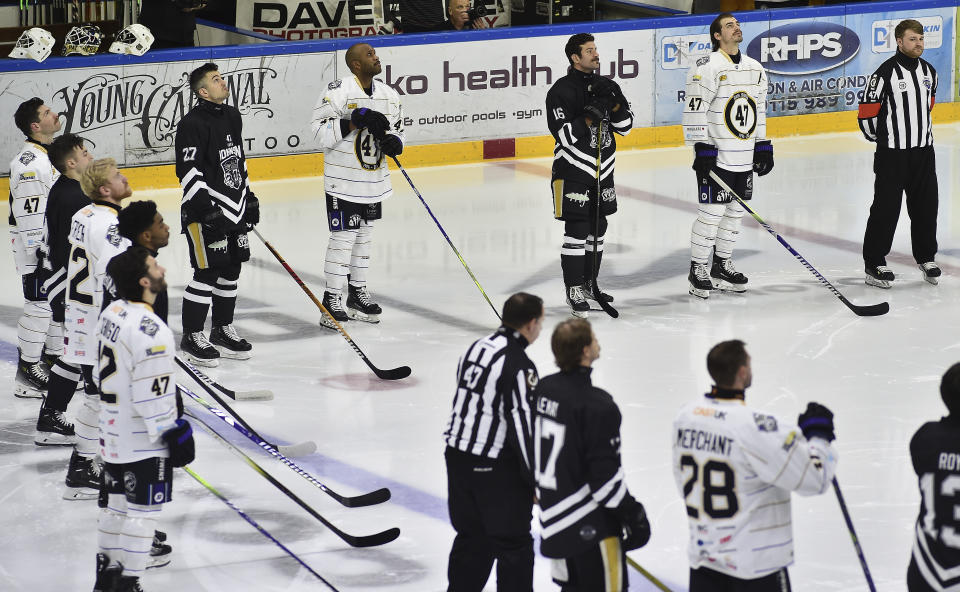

{"left": 117, "top": 200, "right": 171, "bottom": 323}
{"left": 93, "top": 245, "right": 192, "bottom": 592}
{"left": 545, "top": 33, "right": 633, "bottom": 317}
{"left": 534, "top": 318, "right": 650, "bottom": 591}
{"left": 311, "top": 42, "right": 404, "bottom": 327}
{"left": 33, "top": 133, "right": 93, "bottom": 446}
{"left": 60, "top": 158, "right": 132, "bottom": 500}
{"left": 673, "top": 340, "right": 838, "bottom": 591}
{"left": 907, "top": 362, "right": 960, "bottom": 590}
{"left": 682, "top": 13, "right": 772, "bottom": 299}
{"left": 176, "top": 62, "right": 260, "bottom": 366}
{"left": 9, "top": 97, "right": 63, "bottom": 398}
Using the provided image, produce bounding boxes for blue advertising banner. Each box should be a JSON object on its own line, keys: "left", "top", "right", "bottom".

{"left": 654, "top": 5, "right": 955, "bottom": 126}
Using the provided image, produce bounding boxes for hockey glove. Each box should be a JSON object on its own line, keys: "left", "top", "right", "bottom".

{"left": 379, "top": 134, "right": 403, "bottom": 157}
{"left": 244, "top": 195, "right": 260, "bottom": 229}
{"left": 584, "top": 97, "right": 613, "bottom": 123}
{"left": 617, "top": 499, "right": 651, "bottom": 551}
{"left": 162, "top": 419, "right": 195, "bottom": 467}
{"left": 21, "top": 271, "right": 45, "bottom": 301}
{"left": 351, "top": 108, "right": 390, "bottom": 139}
{"left": 591, "top": 75, "right": 625, "bottom": 107}
{"left": 692, "top": 143, "right": 718, "bottom": 183}
{"left": 797, "top": 402, "right": 835, "bottom": 442}
{"left": 753, "top": 140, "right": 774, "bottom": 176}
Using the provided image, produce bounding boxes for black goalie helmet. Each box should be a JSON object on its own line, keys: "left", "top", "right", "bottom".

{"left": 62, "top": 25, "right": 103, "bottom": 56}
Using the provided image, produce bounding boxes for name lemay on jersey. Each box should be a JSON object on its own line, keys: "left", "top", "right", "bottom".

{"left": 673, "top": 397, "right": 837, "bottom": 578}
{"left": 310, "top": 76, "right": 405, "bottom": 204}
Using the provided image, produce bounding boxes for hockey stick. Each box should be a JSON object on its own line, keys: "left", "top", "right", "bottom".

{"left": 391, "top": 156, "right": 502, "bottom": 322}
{"left": 176, "top": 356, "right": 316, "bottom": 458}
{"left": 625, "top": 556, "right": 673, "bottom": 592}
{"left": 832, "top": 477, "right": 877, "bottom": 592}
{"left": 591, "top": 119, "right": 619, "bottom": 318}
{"left": 178, "top": 382, "right": 390, "bottom": 508}
{"left": 176, "top": 355, "right": 273, "bottom": 401}
{"left": 183, "top": 466, "right": 342, "bottom": 590}
{"left": 708, "top": 171, "right": 889, "bottom": 317}
{"left": 250, "top": 228, "right": 411, "bottom": 381}
{"left": 186, "top": 408, "right": 399, "bottom": 547}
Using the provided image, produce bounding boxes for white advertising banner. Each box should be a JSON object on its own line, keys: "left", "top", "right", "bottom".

{"left": 0, "top": 53, "right": 336, "bottom": 176}
{"left": 237, "top": 0, "right": 511, "bottom": 40}
{"left": 367, "top": 28, "right": 656, "bottom": 143}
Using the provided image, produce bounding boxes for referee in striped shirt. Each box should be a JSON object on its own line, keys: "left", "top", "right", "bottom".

{"left": 443, "top": 292, "right": 543, "bottom": 592}
{"left": 858, "top": 19, "right": 940, "bottom": 289}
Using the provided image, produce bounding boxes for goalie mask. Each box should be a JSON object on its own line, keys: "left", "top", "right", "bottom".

{"left": 109, "top": 24, "right": 155, "bottom": 56}
{"left": 8, "top": 28, "right": 55, "bottom": 62}
{"left": 63, "top": 25, "right": 103, "bottom": 56}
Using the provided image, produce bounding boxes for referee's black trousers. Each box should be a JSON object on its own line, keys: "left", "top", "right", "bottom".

{"left": 863, "top": 146, "right": 938, "bottom": 267}
{"left": 445, "top": 446, "right": 534, "bottom": 592}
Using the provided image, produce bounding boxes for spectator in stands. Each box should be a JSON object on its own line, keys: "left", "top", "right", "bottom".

{"left": 139, "top": 0, "right": 207, "bottom": 49}
{"left": 434, "top": 0, "right": 489, "bottom": 30}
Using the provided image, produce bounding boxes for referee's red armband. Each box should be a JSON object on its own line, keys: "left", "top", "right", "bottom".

{"left": 858, "top": 102, "right": 881, "bottom": 119}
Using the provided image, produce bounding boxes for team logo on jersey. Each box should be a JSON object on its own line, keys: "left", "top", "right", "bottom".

{"left": 899, "top": 81, "right": 907, "bottom": 91}
{"left": 349, "top": 214, "right": 362, "bottom": 227}
{"left": 124, "top": 471, "right": 137, "bottom": 495}
{"left": 696, "top": 56, "right": 710, "bottom": 67}
{"left": 354, "top": 129, "right": 383, "bottom": 171}
{"left": 753, "top": 413, "right": 778, "bottom": 432}
{"left": 589, "top": 126, "right": 613, "bottom": 150}
{"left": 19, "top": 152, "right": 35, "bottom": 165}
{"left": 236, "top": 233, "right": 249, "bottom": 249}
{"left": 105, "top": 224, "right": 123, "bottom": 247}
{"left": 139, "top": 316, "right": 159, "bottom": 337}
{"left": 526, "top": 369, "right": 538, "bottom": 389}
{"left": 924, "top": 78, "right": 932, "bottom": 90}
{"left": 723, "top": 92, "right": 757, "bottom": 140}
{"left": 329, "top": 80, "right": 342, "bottom": 90}
{"left": 565, "top": 191, "right": 589, "bottom": 207}
{"left": 19, "top": 171, "right": 35, "bottom": 181}
{"left": 221, "top": 153, "right": 242, "bottom": 190}
{"left": 601, "top": 188, "right": 616, "bottom": 202}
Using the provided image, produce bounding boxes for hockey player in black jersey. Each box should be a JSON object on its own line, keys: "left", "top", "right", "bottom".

{"left": 33, "top": 134, "right": 93, "bottom": 447}
{"left": 176, "top": 63, "right": 260, "bottom": 367}
{"left": 545, "top": 33, "right": 633, "bottom": 317}
{"left": 534, "top": 319, "right": 650, "bottom": 591}
{"left": 908, "top": 363, "right": 960, "bottom": 591}
{"left": 117, "top": 201, "right": 170, "bottom": 323}
{"left": 443, "top": 292, "right": 543, "bottom": 592}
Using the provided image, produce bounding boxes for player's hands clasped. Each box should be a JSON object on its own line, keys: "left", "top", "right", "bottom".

{"left": 351, "top": 108, "right": 391, "bottom": 139}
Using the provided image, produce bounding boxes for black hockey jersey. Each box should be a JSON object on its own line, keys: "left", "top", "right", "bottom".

{"left": 545, "top": 69, "right": 633, "bottom": 187}
{"left": 45, "top": 176, "right": 91, "bottom": 274}
{"left": 534, "top": 367, "right": 637, "bottom": 558}
{"left": 910, "top": 415, "right": 960, "bottom": 590}
{"left": 175, "top": 99, "right": 256, "bottom": 229}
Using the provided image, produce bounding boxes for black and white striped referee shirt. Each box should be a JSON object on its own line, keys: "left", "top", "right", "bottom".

{"left": 443, "top": 326, "right": 538, "bottom": 467}
{"left": 858, "top": 50, "right": 937, "bottom": 149}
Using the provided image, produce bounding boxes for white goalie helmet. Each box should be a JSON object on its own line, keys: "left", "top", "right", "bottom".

{"left": 109, "top": 24, "right": 155, "bottom": 56}
{"left": 8, "top": 28, "right": 55, "bottom": 62}
{"left": 62, "top": 25, "right": 103, "bottom": 56}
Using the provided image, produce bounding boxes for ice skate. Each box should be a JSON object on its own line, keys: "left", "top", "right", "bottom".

{"left": 565, "top": 285, "right": 590, "bottom": 318}
{"left": 180, "top": 332, "right": 220, "bottom": 367}
{"left": 320, "top": 291, "right": 350, "bottom": 329}
{"left": 689, "top": 262, "right": 713, "bottom": 299}
{"left": 210, "top": 324, "right": 252, "bottom": 360}
{"left": 14, "top": 353, "right": 48, "bottom": 399}
{"left": 865, "top": 265, "right": 895, "bottom": 289}
{"left": 346, "top": 284, "right": 381, "bottom": 323}
{"left": 63, "top": 451, "right": 101, "bottom": 500}
{"left": 919, "top": 262, "right": 941, "bottom": 285}
{"left": 582, "top": 279, "right": 614, "bottom": 303}
{"left": 710, "top": 256, "right": 748, "bottom": 292}
{"left": 35, "top": 407, "right": 76, "bottom": 446}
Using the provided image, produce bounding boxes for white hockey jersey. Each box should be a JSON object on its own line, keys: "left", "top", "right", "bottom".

{"left": 98, "top": 300, "right": 177, "bottom": 464}
{"left": 682, "top": 50, "right": 768, "bottom": 173}
{"left": 672, "top": 394, "right": 837, "bottom": 579}
{"left": 311, "top": 76, "right": 405, "bottom": 204}
{"left": 63, "top": 203, "right": 130, "bottom": 366}
{"left": 8, "top": 140, "right": 59, "bottom": 275}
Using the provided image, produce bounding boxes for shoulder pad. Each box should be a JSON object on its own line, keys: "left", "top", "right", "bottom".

{"left": 696, "top": 55, "right": 710, "bottom": 67}
{"left": 105, "top": 223, "right": 123, "bottom": 247}
{"left": 752, "top": 412, "right": 778, "bottom": 432}
{"left": 139, "top": 315, "right": 159, "bottom": 337}
{"left": 328, "top": 80, "right": 342, "bottom": 90}
{"left": 19, "top": 152, "right": 36, "bottom": 165}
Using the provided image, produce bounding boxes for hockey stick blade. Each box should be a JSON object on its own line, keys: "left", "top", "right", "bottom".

{"left": 232, "top": 389, "right": 275, "bottom": 401}
{"left": 591, "top": 283, "right": 620, "bottom": 318}
{"left": 176, "top": 356, "right": 315, "bottom": 455}
{"left": 187, "top": 411, "right": 399, "bottom": 548}
{"left": 708, "top": 171, "right": 888, "bottom": 318}
{"left": 252, "top": 228, "right": 412, "bottom": 381}
{"left": 178, "top": 381, "right": 391, "bottom": 508}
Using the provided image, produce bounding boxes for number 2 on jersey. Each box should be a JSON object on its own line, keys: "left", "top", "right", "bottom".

{"left": 680, "top": 454, "right": 739, "bottom": 519}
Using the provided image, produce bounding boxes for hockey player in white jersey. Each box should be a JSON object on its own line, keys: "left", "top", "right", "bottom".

{"left": 93, "top": 245, "right": 192, "bottom": 592}
{"left": 682, "top": 14, "right": 772, "bottom": 299}
{"left": 311, "top": 42, "right": 404, "bottom": 327}
{"left": 61, "top": 158, "right": 132, "bottom": 500}
{"left": 9, "top": 97, "right": 63, "bottom": 397}
{"left": 672, "top": 340, "right": 838, "bottom": 591}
